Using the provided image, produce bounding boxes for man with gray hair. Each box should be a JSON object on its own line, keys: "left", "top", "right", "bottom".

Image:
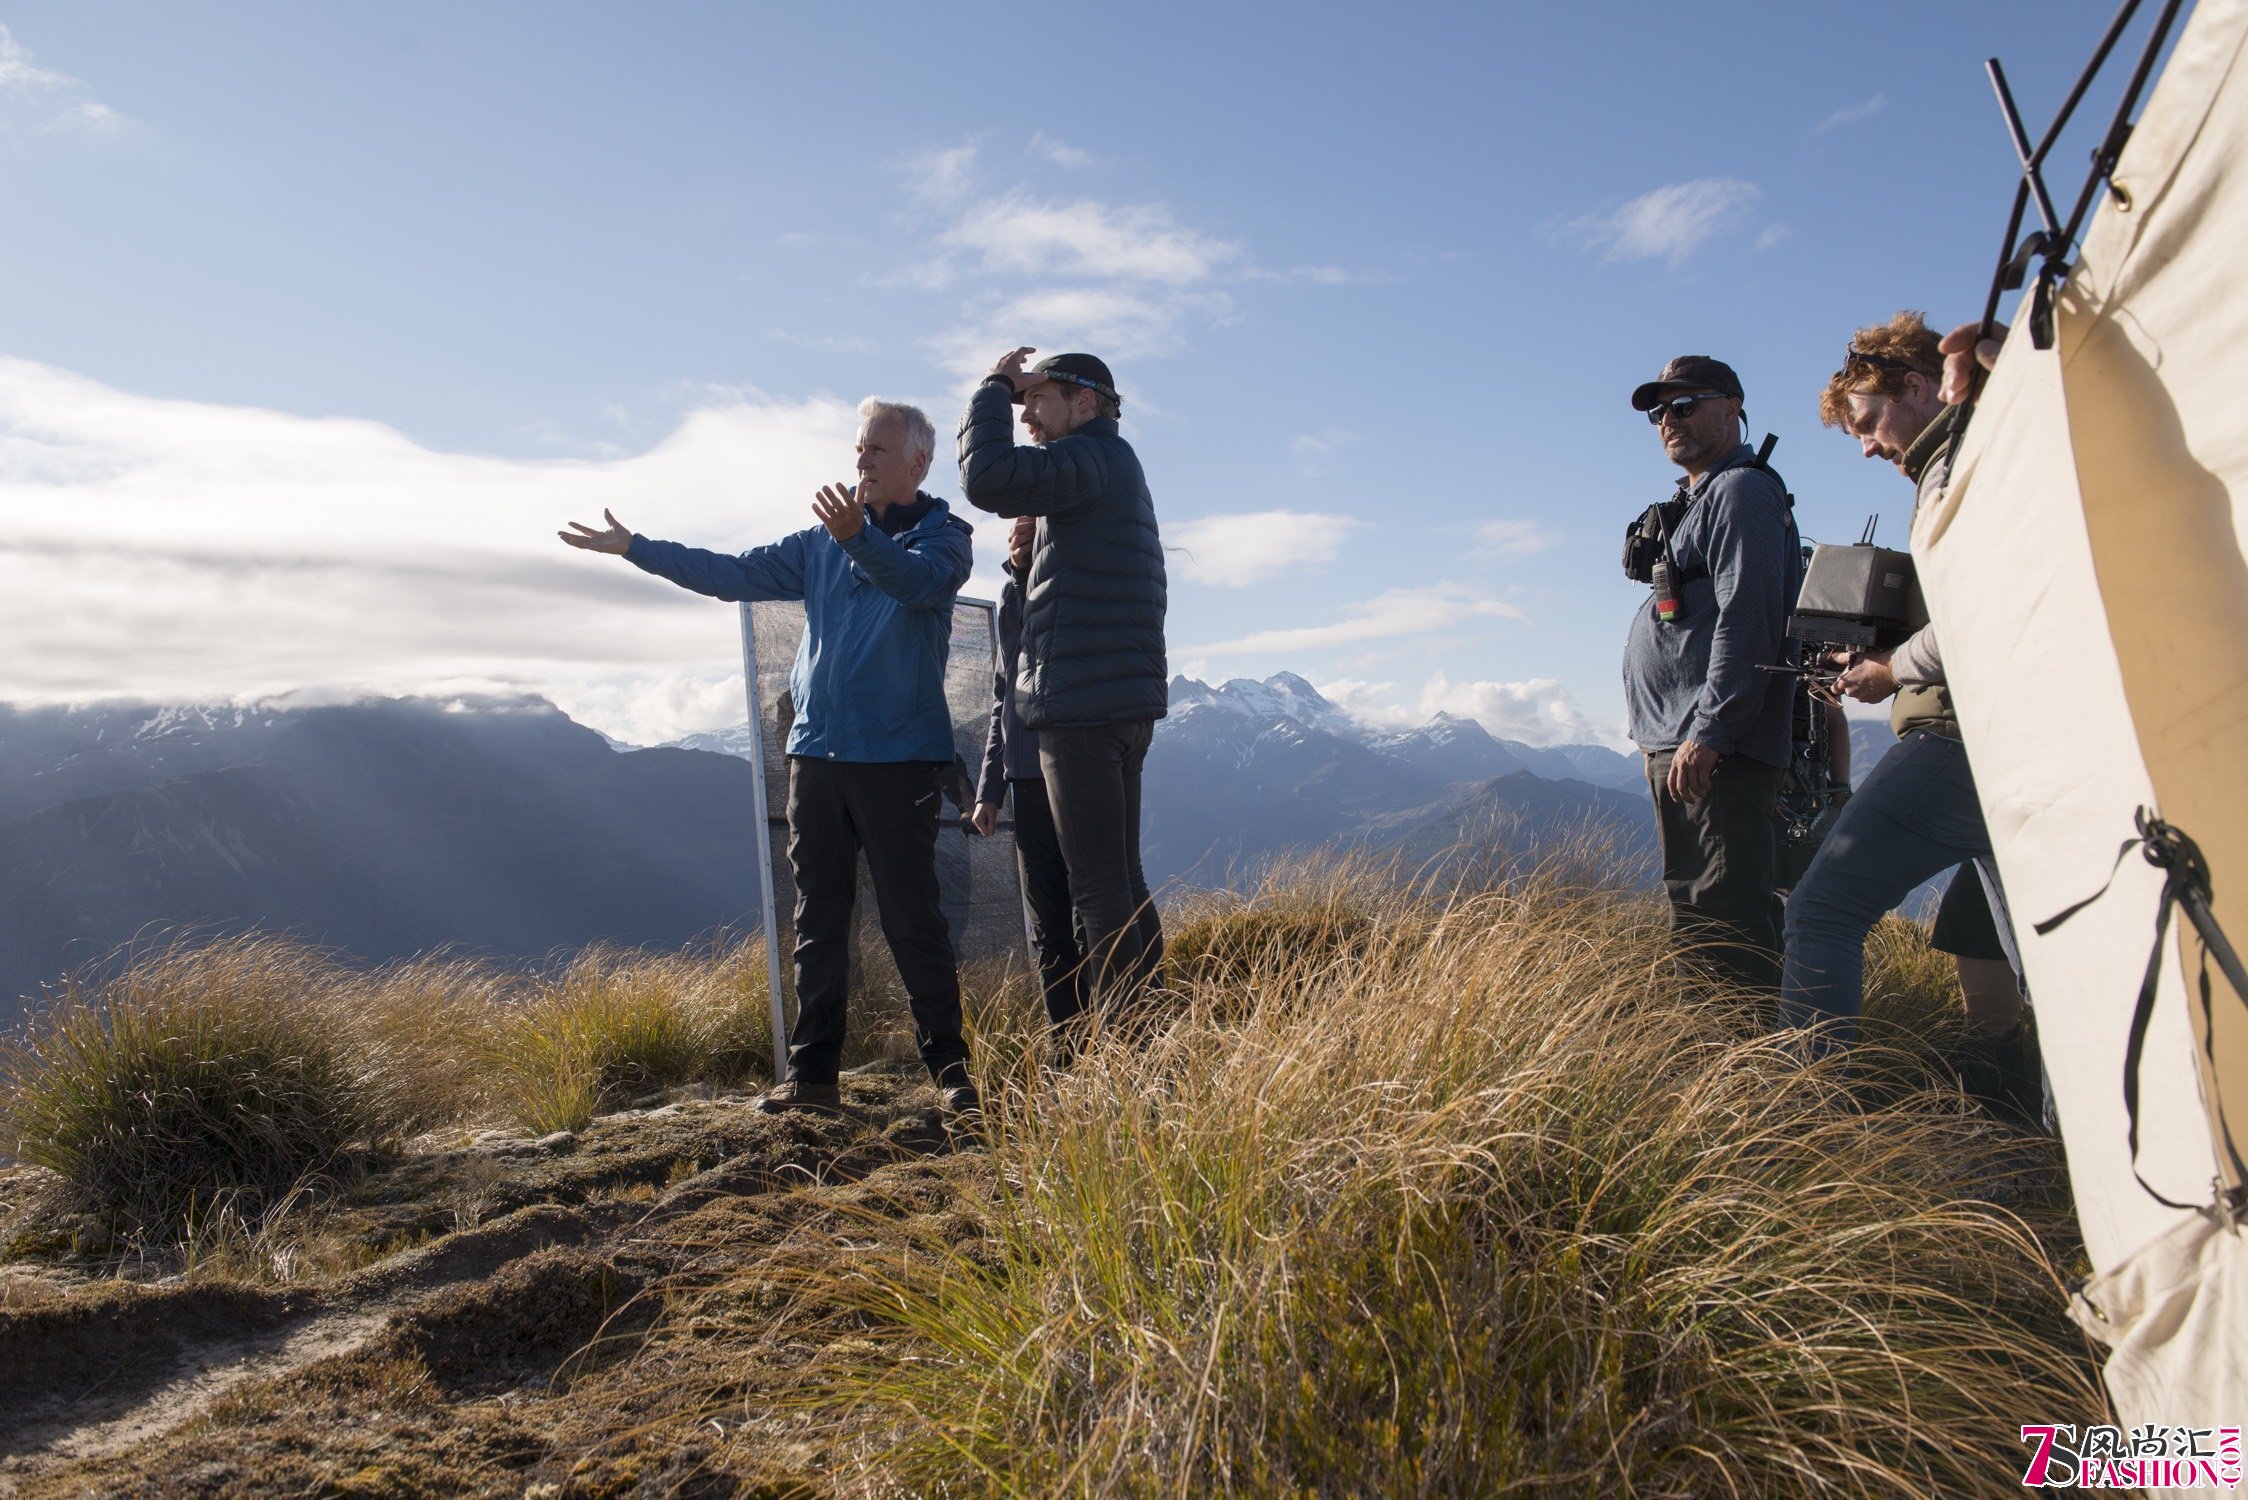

{"left": 559, "top": 397, "right": 979, "bottom": 1115}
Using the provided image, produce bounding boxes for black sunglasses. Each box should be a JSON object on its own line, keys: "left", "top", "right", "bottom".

{"left": 1644, "top": 392, "right": 1728, "bottom": 425}
{"left": 1836, "top": 345, "right": 1933, "bottom": 382}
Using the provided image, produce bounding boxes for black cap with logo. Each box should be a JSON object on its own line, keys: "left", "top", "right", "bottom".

{"left": 1016, "top": 352, "right": 1121, "bottom": 411}
{"left": 1630, "top": 355, "right": 1744, "bottom": 411}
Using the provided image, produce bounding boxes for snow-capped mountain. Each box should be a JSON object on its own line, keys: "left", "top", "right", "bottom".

{"left": 667, "top": 723, "right": 761, "bottom": 760}
{"left": 660, "top": 671, "right": 1653, "bottom": 886}
{"left": 1144, "top": 673, "right": 1650, "bottom": 886}
{"left": 1162, "top": 675, "right": 1642, "bottom": 793}
{"left": 1167, "top": 671, "right": 1364, "bottom": 741}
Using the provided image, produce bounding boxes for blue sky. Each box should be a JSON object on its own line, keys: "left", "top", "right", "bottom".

{"left": 0, "top": 2, "right": 2149, "bottom": 745}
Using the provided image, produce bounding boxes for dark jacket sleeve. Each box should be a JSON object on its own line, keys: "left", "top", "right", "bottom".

{"left": 957, "top": 380, "right": 1111, "bottom": 519}
{"left": 975, "top": 672, "right": 1007, "bottom": 807}
{"left": 624, "top": 530, "right": 810, "bottom": 603}
{"left": 1686, "top": 474, "right": 1792, "bottom": 755}
{"left": 835, "top": 516, "right": 971, "bottom": 613}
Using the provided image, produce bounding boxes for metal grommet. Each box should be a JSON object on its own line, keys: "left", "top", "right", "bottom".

{"left": 2110, "top": 181, "right": 2136, "bottom": 211}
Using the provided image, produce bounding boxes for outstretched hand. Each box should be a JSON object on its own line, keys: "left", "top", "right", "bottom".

{"left": 990, "top": 346, "right": 1037, "bottom": 394}
{"left": 1939, "top": 321, "right": 2006, "bottom": 405}
{"left": 811, "top": 483, "right": 864, "bottom": 542}
{"left": 559, "top": 509, "right": 632, "bottom": 555}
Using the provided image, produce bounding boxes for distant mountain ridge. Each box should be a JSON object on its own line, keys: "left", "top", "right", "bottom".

{"left": 0, "top": 697, "right": 765, "bottom": 1025}
{"left": 0, "top": 678, "right": 1678, "bottom": 1022}
{"left": 1144, "top": 673, "right": 1651, "bottom": 886}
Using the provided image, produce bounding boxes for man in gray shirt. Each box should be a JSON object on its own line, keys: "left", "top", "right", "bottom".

{"left": 1622, "top": 355, "right": 1800, "bottom": 995}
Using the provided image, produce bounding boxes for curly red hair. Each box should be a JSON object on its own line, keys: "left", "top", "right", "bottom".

{"left": 1819, "top": 310, "right": 1943, "bottom": 428}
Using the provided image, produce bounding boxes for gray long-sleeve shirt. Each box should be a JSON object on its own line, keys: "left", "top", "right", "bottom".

{"left": 1892, "top": 623, "right": 1941, "bottom": 685}
{"left": 1622, "top": 443, "right": 1800, "bottom": 767}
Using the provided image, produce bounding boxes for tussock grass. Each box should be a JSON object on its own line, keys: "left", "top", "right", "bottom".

{"left": 1862, "top": 912, "right": 1977, "bottom": 1075}
{"left": 775, "top": 864, "right": 2092, "bottom": 1496}
{"left": 1, "top": 933, "right": 774, "bottom": 1245}
{"left": 0, "top": 939, "right": 420, "bottom": 1244}
{"left": 489, "top": 941, "right": 774, "bottom": 1134}
{"left": 1165, "top": 865, "right": 1380, "bottom": 995}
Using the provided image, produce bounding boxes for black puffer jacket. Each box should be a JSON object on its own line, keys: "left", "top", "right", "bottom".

{"left": 958, "top": 380, "right": 1168, "bottom": 729}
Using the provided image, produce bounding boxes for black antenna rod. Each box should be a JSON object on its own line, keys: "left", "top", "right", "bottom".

{"left": 1974, "top": 0, "right": 2174, "bottom": 351}
{"left": 1987, "top": 59, "right": 2063, "bottom": 236}
{"left": 1978, "top": 183, "right": 2032, "bottom": 343}
{"left": 2056, "top": 0, "right": 2188, "bottom": 253}
{"left": 2024, "top": 0, "right": 2147, "bottom": 173}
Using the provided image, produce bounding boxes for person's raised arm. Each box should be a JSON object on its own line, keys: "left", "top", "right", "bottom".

{"left": 956, "top": 353, "right": 1112, "bottom": 520}
{"left": 559, "top": 507, "right": 811, "bottom": 603}
{"left": 812, "top": 482, "right": 970, "bottom": 612}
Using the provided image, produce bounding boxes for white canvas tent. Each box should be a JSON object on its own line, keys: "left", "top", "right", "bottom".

{"left": 1918, "top": 0, "right": 2248, "bottom": 1438}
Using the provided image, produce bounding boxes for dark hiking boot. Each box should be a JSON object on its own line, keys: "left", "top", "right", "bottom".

{"left": 755, "top": 1078, "right": 841, "bottom": 1115}
{"left": 939, "top": 1081, "right": 982, "bottom": 1118}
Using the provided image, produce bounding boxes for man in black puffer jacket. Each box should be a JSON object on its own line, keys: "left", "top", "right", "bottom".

{"left": 960, "top": 348, "right": 1166, "bottom": 1019}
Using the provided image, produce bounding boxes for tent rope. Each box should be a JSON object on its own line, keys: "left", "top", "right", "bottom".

{"left": 2037, "top": 810, "right": 2248, "bottom": 1221}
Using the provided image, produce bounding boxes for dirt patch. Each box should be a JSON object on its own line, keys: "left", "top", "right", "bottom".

{"left": 0, "top": 1075, "right": 970, "bottom": 1496}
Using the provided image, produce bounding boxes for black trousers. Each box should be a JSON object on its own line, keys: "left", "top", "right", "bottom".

{"left": 784, "top": 757, "right": 968, "bottom": 1087}
{"left": 1037, "top": 720, "right": 1163, "bottom": 1009}
{"left": 1644, "top": 748, "right": 1786, "bottom": 996}
{"left": 1010, "top": 777, "right": 1087, "bottom": 1034}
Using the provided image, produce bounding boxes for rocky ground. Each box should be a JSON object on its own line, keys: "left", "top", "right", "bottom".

{"left": 0, "top": 1068, "right": 978, "bottom": 1497}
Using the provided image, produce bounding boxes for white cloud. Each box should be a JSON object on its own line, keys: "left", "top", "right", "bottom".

{"left": 0, "top": 25, "right": 74, "bottom": 93}
{"left": 1563, "top": 178, "right": 1761, "bottom": 267}
{"left": 1029, "top": 132, "right": 1095, "bottom": 168}
{"left": 0, "top": 24, "right": 130, "bottom": 136}
{"left": 1192, "top": 583, "right": 1528, "bottom": 656}
{"left": 1242, "top": 264, "right": 1368, "bottom": 286}
{"left": 1169, "top": 510, "right": 1361, "bottom": 588}
{"left": 1289, "top": 428, "right": 1358, "bottom": 477}
{"left": 1312, "top": 677, "right": 1411, "bottom": 727}
{"left": 1473, "top": 519, "right": 1555, "bottom": 559}
{"left": 941, "top": 192, "right": 1243, "bottom": 285}
{"left": 927, "top": 284, "right": 1234, "bottom": 376}
{"left": 901, "top": 139, "right": 982, "bottom": 207}
{"left": 1312, "top": 671, "right": 1624, "bottom": 747}
{"left": 43, "top": 98, "right": 124, "bottom": 136}
{"left": 1812, "top": 93, "right": 1887, "bottom": 135}
{"left": 1753, "top": 224, "right": 1791, "bottom": 253}
{"left": 0, "top": 357, "right": 882, "bottom": 746}
{"left": 901, "top": 135, "right": 1356, "bottom": 377}
{"left": 1415, "top": 671, "right": 1623, "bottom": 748}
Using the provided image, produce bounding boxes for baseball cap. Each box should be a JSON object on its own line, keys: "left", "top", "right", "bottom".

{"left": 1016, "top": 352, "right": 1120, "bottom": 409}
{"left": 1630, "top": 355, "right": 1744, "bottom": 411}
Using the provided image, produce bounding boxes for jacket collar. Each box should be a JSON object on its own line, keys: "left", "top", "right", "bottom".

{"left": 873, "top": 491, "right": 940, "bottom": 537}
{"left": 1901, "top": 407, "right": 1963, "bottom": 485}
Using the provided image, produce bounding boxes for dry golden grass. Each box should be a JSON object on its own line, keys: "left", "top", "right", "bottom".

{"left": 0, "top": 938, "right": 425, "bottom": 1245}
{"left": 487, "top": 939, "right": 774, "bottom": 1134}
{"left": 0, "top": 934, "right": 774, "bottom": 1248}
{"left": 0, "top": 865, "right": 2096, "bottom": 1495}
{"left": 759, "top": 863, "right": 2092, "bottom": 1497}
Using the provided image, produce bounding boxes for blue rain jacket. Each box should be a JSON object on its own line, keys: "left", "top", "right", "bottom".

{"left": 624, "top": 494, "right": 973, "bottom": 763}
